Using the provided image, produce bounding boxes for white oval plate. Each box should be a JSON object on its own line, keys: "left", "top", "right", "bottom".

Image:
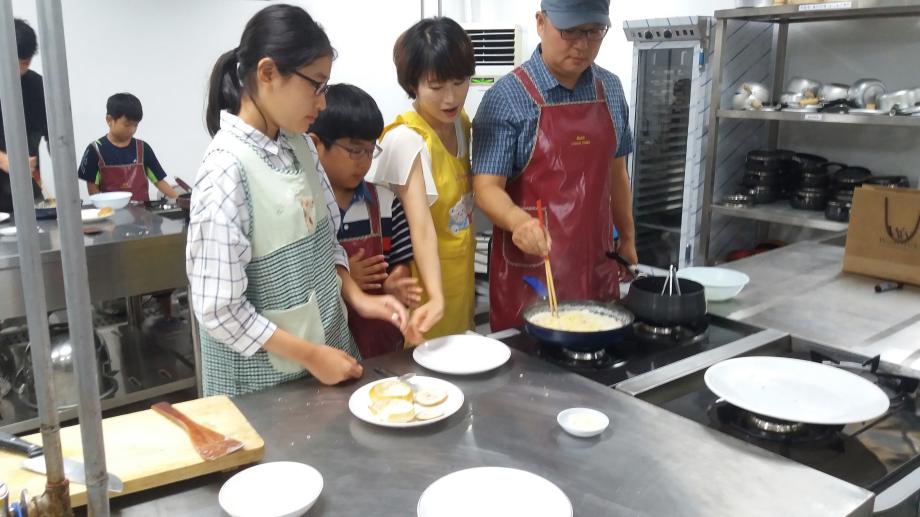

{"left": 219, "top": 461, "right": 323, "bottom": 517}
{"left": 349, "top": 376, "right": 464, "bottom": 428}
{"left": 413, "top": 334, "right": 511, "bottom": 375}
{"left": 0, "top": 226, "right": 44, "bottom": 238}
{"left": 418, "top": 467, "right": 572, "bottom": 517}
{"left": 81, "top": 208, "right": 114, "bottom": 223}
{"left": 0, "top": 212, "right": 9, "bottom": 223}
{"left": 705, "top": 357, "right": 890, "bottom": 425}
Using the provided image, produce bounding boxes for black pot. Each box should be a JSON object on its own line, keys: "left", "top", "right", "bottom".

{"left": 799, "top": 170, "right": 830, "bottom": 188}
{"left": 791, "top": 187, "right": 829, "bottom": 211}
{"left": 825, "top": 199, "right": 851, "bottom": 222}
{"left": 744, "top": 185, "right": 777, "bottom": 204}
{"left": 742, "top": 169, "right": 780, "bottom": 187}
{"left": 747, "top": 150, "right": 786, "bottom": 171}
{"left": 833, "top": 166, "right": 872, "bottom": 191}
{"left": 834, "top": 190, "right": 855, "bottom": 204}
{"left": 865, "top": 175, "right": 911, "bottom": 188}
{"left": 623, "top": 276, "right": 707, "bottom": 327}
{"left": 794, "top": 153, "right": 829, "bottom": 174}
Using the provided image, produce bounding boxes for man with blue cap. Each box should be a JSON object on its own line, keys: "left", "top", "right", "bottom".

{"left": 473, "top": 0, "right": 636, "bottom": 331}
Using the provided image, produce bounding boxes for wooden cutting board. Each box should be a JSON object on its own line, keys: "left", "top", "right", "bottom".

{"left": 0, "top": 395, "right": 264, "bottom": 507}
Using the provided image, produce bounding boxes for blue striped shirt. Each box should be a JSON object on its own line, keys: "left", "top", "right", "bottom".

{"left": 472, "top": 46, "right": 633, "bottom": 179}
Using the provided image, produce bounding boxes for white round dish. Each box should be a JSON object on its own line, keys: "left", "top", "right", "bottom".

{"left": 81, "top": 208, "right": 114, "bottom": 224}
{"left": 0, "top": 212, "right": 9, "bottom": 223}
{"left": 349, "top": 376, "right": 464, "bottom": 428}
{"left": 413, "top": 334, "right": 511, "bottom": 375}
{"left": 677, "top": 267, "right": 750, "bottom": 301}
{"left": 89, "top": 191, "right": 132, "bottom": 210}
{"left": 0, "top": 226, "right": 44, "bottom": 238}
{"left": 417, "top": 467, "right": 572, "bottom": 517}
{"left": 705, "top": 356, "right": 890, "bottom": 425}
{"left": 557, "top": 408, "right": 609, "bottom": 438}
{"left": 219, "top": 461, "right": 323, "bottom": 517}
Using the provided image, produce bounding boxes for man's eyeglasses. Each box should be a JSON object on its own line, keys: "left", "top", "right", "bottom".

{"left": 558, "top": 25, "right": 609, "bottom": 42}
{"left": 333, "top": 142, "right": 383, "bottom": 161}
{"left": 292, "top": 70, "right": 330, "bottom": 96}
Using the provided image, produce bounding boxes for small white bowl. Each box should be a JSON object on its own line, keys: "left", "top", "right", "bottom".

{"left": 557, "top": 408, "right": 609, "bottom": 438}
{"left": 89, "top": 191, "right": 132, "bottom": 210}
{"left": 677, "top": 267, "right": 750, "bottom": 302}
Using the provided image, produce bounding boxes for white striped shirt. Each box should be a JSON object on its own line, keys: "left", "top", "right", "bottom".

{"left": 186, "top": 111, "right": 348, "bottom": 356}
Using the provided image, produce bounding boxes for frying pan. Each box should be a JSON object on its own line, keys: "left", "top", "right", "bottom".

{"left": 521, "top": 276, "right": 634, "bottom": 353}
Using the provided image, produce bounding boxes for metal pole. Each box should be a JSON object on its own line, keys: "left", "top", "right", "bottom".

{"left": 0, "top": 0, "right": 66, "bottom": 487}
{"left": 35, "top": 1, "right": 110, "bottom": 514}
{"left": 697, "top": 18, "right": 726, "bottom": 265}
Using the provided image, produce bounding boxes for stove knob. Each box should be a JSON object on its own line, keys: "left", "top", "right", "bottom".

{"left": 664, "top": 29, "right": 673, "bottom": 39}
{"left": 644, "top": 30, "right": 653, "bottom": 40}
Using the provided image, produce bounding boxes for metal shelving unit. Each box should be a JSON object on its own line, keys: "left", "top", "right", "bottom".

{"left": 697, "top": 0, "right": 920, "bottom": 264}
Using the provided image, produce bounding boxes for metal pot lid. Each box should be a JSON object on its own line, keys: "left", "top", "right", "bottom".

{"left": 705, "top": 357, "right": 889, "bottom": 425}
{"left": 793, "top": 153, "right": 828, "bottom": 165}
{"left": 834, "top": 167, "right": 872, "bottom": 185}
{"left": 794, "top": 187, "right": 829, "bottom": 199}
{"left": 865, "top": 175, "right": 910, "bottom": 187}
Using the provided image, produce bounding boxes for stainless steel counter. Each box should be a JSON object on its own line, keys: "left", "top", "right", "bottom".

{"left": 109, "top": 350, "right": 874, "bottom": 517}
{"left": 0, "top": 206, "right": 187, "bottom": 319}
{"left": 707, "top": 242, "right": 920, "bottom": 377}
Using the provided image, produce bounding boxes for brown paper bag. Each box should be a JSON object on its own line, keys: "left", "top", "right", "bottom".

{"left": 843, "top": 185, "right": 920, "bottom": 286}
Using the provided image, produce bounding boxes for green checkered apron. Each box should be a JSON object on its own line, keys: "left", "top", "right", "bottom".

{"left": 199, "top": 130, "right": 358, "bottom": 397}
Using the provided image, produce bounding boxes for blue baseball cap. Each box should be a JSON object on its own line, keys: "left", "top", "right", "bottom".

{"left": 540, "top": 0, "right": 610, "bottom": 30}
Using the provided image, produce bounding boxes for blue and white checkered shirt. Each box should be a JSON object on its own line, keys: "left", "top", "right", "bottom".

{"left": 472, "top": 46, "right": 633, "bottom": 179}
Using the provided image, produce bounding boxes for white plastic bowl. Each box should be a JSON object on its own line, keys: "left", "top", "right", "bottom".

{"left": 89, "top": 191, "right": 132, "bottom": 210}
{"left": 677, "top": 267, "right": 750, "bottom": 302}
{"left": 557, "top": 408, "right": 609, "bottom": 438}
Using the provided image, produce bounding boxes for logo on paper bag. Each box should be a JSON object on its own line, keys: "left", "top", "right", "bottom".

{"left": 882, "top": 196, "right": 920, "bottom": 248}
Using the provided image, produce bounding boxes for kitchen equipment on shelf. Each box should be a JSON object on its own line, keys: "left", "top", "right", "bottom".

{"left": 785, "top": 77, "right": 822, "bottom": 98}
{"left": 704, "top": 356, "right": 890, "bottom": 425}
{"left": 676, "top": 267, "right": 750, "bottom": 302}
{"left": 742, "top": 168, "right": 780, "bottom": 187}
{"left": 848, "top": 79, "right": 886, "bottom": 108}
{"left": 832, "top": 166, "right": 872, "bottom": 192}
{"left": 14, "top": 323, "right": 117, "bottom": 409}
{"left": 819, "top": 83, "right": 850, "bottom": 103}
{"left": 743, "top": 185, "right": 777, "bottom": 204}
{"left": 878, "top": 89, "right": 920, "bottom": 114}
{"left": 790, "top": 187, "right": 829, "bottom": 211}
{"left": 732, "top": 82, "right": 770, "bottom": 110}
{"left": 413, "top": 334, "right": 511, "bottom": 375}
{"left": 219, "top": 462, "right": 323, "bottom": 517}
{"left": 865, "top": 175, "right": 910, "bottom": 188}
{"left": 521, "top": 276, "right": 635, "bottom": 353}
{"left": 152, "top": 401, "right": 244, "bottom": 461}
{"left": 89, "top": 192, "right": 132, "bottom": 210}
{"left": 825, "top": 199, "right": 851, "bottom": 222}
{"left": 722, "top": 193, "right": 754, "bottom": 208}
{"left": 622, "top": 266, "right": 707, "bottom": 327}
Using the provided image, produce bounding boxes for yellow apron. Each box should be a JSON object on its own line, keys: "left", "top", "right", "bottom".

{"left": 381, "top": 111, "right": 475, "bottom": 340}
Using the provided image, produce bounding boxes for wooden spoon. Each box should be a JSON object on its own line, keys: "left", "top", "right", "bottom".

{"left": 151, "top": 402, "right": 244, "bottom": 461}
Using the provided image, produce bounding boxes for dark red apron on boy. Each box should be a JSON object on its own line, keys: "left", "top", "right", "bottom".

{"left": 489, "top": 67, "right": 621, "bottom": 331}
{"left": 92, "top": 139, "right": 150, "bottom": 202}
{"left": 339, "top": 185, "right": 404, "bottom": 358}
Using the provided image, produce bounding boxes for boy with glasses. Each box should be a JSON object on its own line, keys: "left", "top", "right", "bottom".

{"left": 472, "top": 0, "right": 637, "bottom": 331}
{"left": 308, "top": 84, "right": 421, "bottom": 358}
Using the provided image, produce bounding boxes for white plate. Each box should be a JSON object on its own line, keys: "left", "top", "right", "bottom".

{"left": 81, "top": 208, "right": 114, "bottom": 223}
{"left": 219, "top": 461, "right": 323, "bottom": 517}
{"left": 413, "top": 334, "right": 511, "bottom": 375}
{"left": 417, "top": 467, "right": 572, "bottom": 517}
{"left": 0, "top": 212, "right": 9, "bottom": 223}
{"left": 557, "top": 408, "right": 609, "bottom": 438}
{"left": 349, "top": 376, "right": 464, "bottom": 428}
{"left": 0, "top": 226, "right": 44, "bottom": 238}
{"left": 705, "top": 357, "right": 890, "bottom": 425}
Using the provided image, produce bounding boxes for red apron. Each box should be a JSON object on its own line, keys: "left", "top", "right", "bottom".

{"left": 339, "top": 185, "right": 404, "bottom": 358}
{"left": 489, "top": 67, "right": 621, "bottom": 331}
{"left": 93, "top": 139, "right": 150, "bottom": 202}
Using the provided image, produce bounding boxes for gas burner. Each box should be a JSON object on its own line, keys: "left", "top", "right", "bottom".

{"left": 745, "top": 412, "right": 806, "bottom": 435}
{"left": 809, "top": 351, "right": 920, "bottom": 402}
{"left": 708, "top": 400, "right": 844, "bottom": 446}
{"left": 538, "top": 344, "right": 628, "bottom": 370}
{"left": 632, "top": 320, "right": 709, "bottom": 348}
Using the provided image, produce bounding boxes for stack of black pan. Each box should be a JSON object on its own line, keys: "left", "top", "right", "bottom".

{"left": 741, "top": 150, "right": 799, "bottom": 204}
{"left": 789, "top": 153, "right": 832, "bottom": 211}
